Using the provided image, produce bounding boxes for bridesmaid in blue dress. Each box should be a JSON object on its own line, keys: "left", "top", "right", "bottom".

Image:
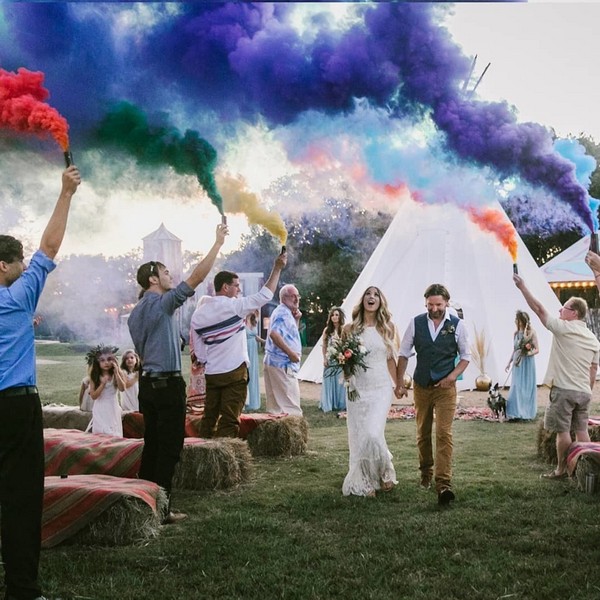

{"left": 505, "top": 310, "right": 539, "bottom": 421}
{"left": 245, "top": 310, "right": 265, "bottom": 411}
{"left": 320, "top": 307, "right": 347, "bottom": 412}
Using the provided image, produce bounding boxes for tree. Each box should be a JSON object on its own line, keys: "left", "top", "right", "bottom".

{"left": 223, "top": 199, "right": 392, "bottom": 345}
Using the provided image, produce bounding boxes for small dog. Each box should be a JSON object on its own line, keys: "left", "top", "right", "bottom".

{"left": 487, "top": 383, "right": 506, "bottom": 420}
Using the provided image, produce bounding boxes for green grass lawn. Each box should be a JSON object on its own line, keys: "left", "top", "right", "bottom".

{"left": 31, "top": 343, "right": 600, "bottom": 600}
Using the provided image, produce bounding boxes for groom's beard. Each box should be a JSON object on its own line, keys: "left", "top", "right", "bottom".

{"left": 428, "top": 309, "right": 444, "bottom": 320}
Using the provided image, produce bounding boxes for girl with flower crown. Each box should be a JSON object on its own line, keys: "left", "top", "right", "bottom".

{"left": 88, "top": 345, "right": 126, "bottom": 436}
{"left": 505, "top": 310, "right": 539, "bottom": 421}
{"left": 341, "top": 286, "right": 399, "bottom": 497}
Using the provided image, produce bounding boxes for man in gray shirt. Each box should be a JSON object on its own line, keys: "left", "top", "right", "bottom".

{"left": 128, "top": 224, "right": 227, "bottom": 524}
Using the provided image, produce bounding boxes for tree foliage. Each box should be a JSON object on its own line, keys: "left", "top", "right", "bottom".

{"left": 224, "top": 199, "right": 392, "bottom": 345}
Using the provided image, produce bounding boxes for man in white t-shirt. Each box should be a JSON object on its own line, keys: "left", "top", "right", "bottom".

{"left": 191, "top": 253, "right": 286, "bottom": 438}
{"left": 514, "top": 274, "right": 600, "bottom": 479}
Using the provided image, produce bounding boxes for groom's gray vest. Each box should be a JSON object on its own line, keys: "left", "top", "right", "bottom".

{"left": 413, "top": 313, "right": 460, "bottom": 388}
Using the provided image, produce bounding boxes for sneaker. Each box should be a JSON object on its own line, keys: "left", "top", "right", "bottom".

{"left": 163, "top": 510, "right": 188, "bottom": 525}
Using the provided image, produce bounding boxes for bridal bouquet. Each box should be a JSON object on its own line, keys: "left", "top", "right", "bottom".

{"left": 515, "top": 336, "right": 535, "bottom": 366}
{"left": 325, "top": 333, "right": 369, "bottom": 401}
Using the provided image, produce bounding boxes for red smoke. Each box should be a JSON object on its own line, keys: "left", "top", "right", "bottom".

{"left": 467, "top": 206, "right": 518, "bottom": 261}
{"left": 0, "top": 67, "right": 69, "bottom": 151}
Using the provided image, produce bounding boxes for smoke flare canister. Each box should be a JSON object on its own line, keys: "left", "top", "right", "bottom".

{"left": 513, "top": 263, "right": 518, "bottom": 275}
{"left": 63, "top": 151, "right": 73, "bottom": 168}
{"left": 221, "top": 215, "right": 227, "bottom": 226}
{"left": 281, "top": 245, "right": 286, "bottom": 254}
{"left": 590, "top": 232, "right": 599, "bottom": 254}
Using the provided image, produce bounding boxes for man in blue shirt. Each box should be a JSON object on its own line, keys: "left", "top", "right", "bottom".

{"left": 0, "top": 166, "right": 80, "bottom": 600}
{"left": 263, "top": 284, "right": 303, "bottom": 416}
{"left": 128, "top": 224, "right": 227, "bottom": 524}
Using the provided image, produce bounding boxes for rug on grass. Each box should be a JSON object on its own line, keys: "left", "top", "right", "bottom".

{"left": 336, "top": 405, "right": 501, "bottom": 422}
{"left": 566, "top": 441, "right": 600, "bottom": 493}
{"left": 42, "top": 474, "right": 167, "bottom": 548}
{"left": 44, "top": 429, "right": 251, "bottom": 490}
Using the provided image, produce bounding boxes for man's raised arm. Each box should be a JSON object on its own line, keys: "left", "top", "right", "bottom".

{"left": 39, "top": 167, "right": 81, "bottom": 260}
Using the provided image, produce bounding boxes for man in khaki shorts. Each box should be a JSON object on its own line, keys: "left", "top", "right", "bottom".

{"left": 513, "top": 274, "right": 599, "bottom": 479}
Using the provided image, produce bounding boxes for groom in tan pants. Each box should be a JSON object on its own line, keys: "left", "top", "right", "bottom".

{"left": 395, "top": 284, "right": 470, "bottom": 507}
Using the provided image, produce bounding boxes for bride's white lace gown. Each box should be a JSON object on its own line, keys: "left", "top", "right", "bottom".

{"left": 342, "top": 326, "right": 397, "bottom": 496}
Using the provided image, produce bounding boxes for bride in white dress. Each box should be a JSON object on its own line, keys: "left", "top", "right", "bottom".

{"left": 342, "top": 286, "right": 399, "bottom": 497}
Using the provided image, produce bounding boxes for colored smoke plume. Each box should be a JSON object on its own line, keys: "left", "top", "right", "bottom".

{"left": 219, "top": 175, "right": 287, "bottom": 244}
{"left": 0, "top": 67, "right": 69, "bottom": 151}
{"left": 467, "top": 206, "right": 518, "bottom": 262}
{"left": 95, "top": 102, "right": 223, "bottom": 214}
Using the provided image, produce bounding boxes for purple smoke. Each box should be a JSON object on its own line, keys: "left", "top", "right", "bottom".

{"left": 0, "top": 2, "right": 595, "bottom": 230}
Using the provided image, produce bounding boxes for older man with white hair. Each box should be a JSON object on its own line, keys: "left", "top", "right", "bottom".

{"left": 263, "top": 284, "right": 303, "bottom": 416}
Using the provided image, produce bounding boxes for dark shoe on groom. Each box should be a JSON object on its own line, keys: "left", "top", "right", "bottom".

{"left": 438, "top": 488, "right": 455, "bottom": 507}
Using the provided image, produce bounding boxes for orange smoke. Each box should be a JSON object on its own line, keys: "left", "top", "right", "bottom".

{"left": 220, "top": 175, "right": 287, "bottom": 244}
{"left": 0, "top": 67, "right": 69, "bottom": 151}
{"left": 467, "top": 206, "right": 518, "bottom": 261}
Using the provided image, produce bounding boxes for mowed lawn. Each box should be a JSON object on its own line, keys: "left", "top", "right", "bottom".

{"left": 33, "top": 342, "right": 600, "bottom": 600}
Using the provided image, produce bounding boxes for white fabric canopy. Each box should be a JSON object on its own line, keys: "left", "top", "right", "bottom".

{"left": 540, "top": 235, "right": 595, "bottom": 284}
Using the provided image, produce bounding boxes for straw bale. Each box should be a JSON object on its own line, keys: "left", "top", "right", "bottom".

{"left": 574, "top": 454, "right": 600, "bottom": 494}
{"left": 589, "top": 424, "right": 600, "bottom": 442}
{"left": 42, "top": 404, "right": 91, "bottom": 431}
{"left": 536, "top": 421, "right": 597, "bottom": 464}
{"left": 536, "top": 422, "right": 558, "bottom": 464}
{"left": 173, "top": 439, "right": 252, "bottom": 490}
{"left": 247, "top": 415, "right": 309, "bottom": 457}
{"left": 66, "top": 488, "right": 168, "bottom": 546}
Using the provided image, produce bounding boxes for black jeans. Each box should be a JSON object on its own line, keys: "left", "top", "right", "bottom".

{"left": 0, "top": 393, "right": 44, "bottom": 600}
{"left": 138, "top": 376, "right": 187, "bottom": 505}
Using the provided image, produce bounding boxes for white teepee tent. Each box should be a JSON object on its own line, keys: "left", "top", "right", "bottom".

{"left": 298, "top": 198, "right": 562, "bottom": 391}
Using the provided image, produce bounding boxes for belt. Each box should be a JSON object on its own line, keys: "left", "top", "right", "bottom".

{"left": 0, "top": 385, "right": 39, "bottom": 398}
{"left": 142, "top": 371, "right": 182, "bottom": 379}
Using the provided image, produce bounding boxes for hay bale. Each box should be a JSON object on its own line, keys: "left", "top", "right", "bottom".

{"left": 172, "top": 439, "right": 252, "bottom": 491}
{"left": 67, "top": 489, "right": 168, "bottom": 546}
{"left": 574, "top": 454, "right": 600, "bottom": 494}
{"left": 246, "top": 415, "right": 309, "bottom": 457}
{"left": 537, "top": 421, "right": 557, "bottom": 464}
{"left": 43, "top": 404, "right": 91, "bottom": 431}
{"left": 536, "top": 421, "right": 600, "bottom": 464}
{"left": 589, "top": 424, "right": 600, "bottom": 442}
{"left": 221, "top": 438, "right": 253, "bottom": 481}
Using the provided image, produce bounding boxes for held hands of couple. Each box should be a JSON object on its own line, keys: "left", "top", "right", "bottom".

{"left": 394, "top": 385, "right": 408, "bottom": 399}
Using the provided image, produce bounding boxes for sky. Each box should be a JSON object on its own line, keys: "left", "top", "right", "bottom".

{"left": 2, "top": 1, "right": 600, "bottom": 258}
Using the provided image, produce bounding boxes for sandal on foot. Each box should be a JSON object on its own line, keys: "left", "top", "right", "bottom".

{"left": 381, "top": 481, "right": 394, "bottom": 492}
{"left": 540, "top": 471, "right": 568, "bottom": 480}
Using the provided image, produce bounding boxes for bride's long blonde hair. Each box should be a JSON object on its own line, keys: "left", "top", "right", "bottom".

{"left": 348, "top": 286, "right": 398, "bottom": 358}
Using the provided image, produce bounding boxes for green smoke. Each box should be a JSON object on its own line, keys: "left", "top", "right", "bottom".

{"left": 96, "top": 101, "right": 223, "bottom": 214}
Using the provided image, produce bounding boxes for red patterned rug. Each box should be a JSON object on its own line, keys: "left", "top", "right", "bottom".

{"left": 337, "top": 405, "right": 501, "bottom": 422}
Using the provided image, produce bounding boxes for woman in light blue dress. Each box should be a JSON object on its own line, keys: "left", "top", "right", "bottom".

{"left": 505, "top": 310, "right": 539, "bottom": 421}
{"left": 245, "top": 310, "right": 265, "bottom": 411}
{"left": 320, "top": 307, "right": 347, "bottom": 413}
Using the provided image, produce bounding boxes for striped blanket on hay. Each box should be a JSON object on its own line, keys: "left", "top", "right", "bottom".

{"left": 42, "top": 474, "right": 162, "bottom": 548}
{"left": 44, "top": 428, "right": 208, "bottom": 479}
{"left": 566, "top": 441, "right": 600, "bottom": 477}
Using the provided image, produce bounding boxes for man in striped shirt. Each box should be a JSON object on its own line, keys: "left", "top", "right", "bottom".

{"left": 191, "top": 252, "right": 287, "bottom": 438}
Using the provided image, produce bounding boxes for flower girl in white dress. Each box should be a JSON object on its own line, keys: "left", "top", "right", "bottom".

{"left": 87, "top": 345, "right": 126, "bottom": 437}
